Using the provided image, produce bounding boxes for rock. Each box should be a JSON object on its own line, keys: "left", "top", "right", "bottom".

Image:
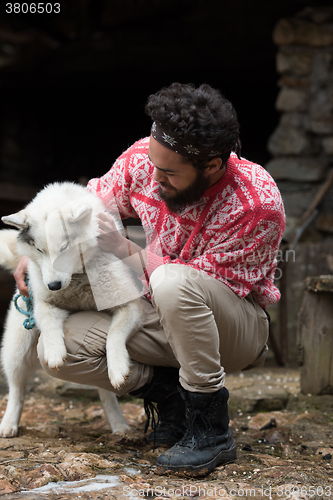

{"left": 0, "top": 475, "right": 16, "bottom": 493}
{"left": 292, "top": 414, "right": 333, "bottom": 443}
{"left": 273, "top": 18, "right": 333, "bottom": 47}
{"left": 309, "top": 52, "right": 331, "bottom": 83}
{"left": 260, "top": 417, "right": 277, "bottom": 430}
{"left": 310, "top": 117, "right": 333, "bottom": 134}
{"left": 265, "top": 428, "right": 289, "bottom": 444}
{"left": 267, "top": 125, "right": 313, "bottom": 156}
{"left": 4, "top": 465, "right": 21, "bottom": 481}
{"left": 276, "top": 88, "right": 309, "bottom": 112}
{"left": 24, "top": 464, "right": 63, "bottom": 489}
{"left": 279, "top": 111, "right": 309, "bottom": 129}
{"left": 317, "top": 447, "right": 333, "bottom": 456}
{"left": 56, "top": 452, "right": 116, "bottom": 481}
{"left": 242, "top": 444, "right": 252, "bottom": 451}
{"left": 308, "top": 88, "right": 333, "bottom": 134}
{"left": 248, "top": 411, "right": 291, "bottom": 430}
{"left": 265, "top": 157, "right": 327, "bottom": 181}
{"left": 309, "top": 87, "right": 333, "bottom": 117}
{"left": 276, "top": 49, "right": 314, "bottom": 76}
{"left": 278, "top": 76, "right": 311, "bottom": 88}
{"left": 322, "top": 136, "right": 333, "bottom": 155}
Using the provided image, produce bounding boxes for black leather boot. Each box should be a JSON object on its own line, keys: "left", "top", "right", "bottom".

{"left": 130, "top": 367, "right": 186, "bottom": 447}
{"left": 156, "top": 386, "right": 236, "bottom": 476}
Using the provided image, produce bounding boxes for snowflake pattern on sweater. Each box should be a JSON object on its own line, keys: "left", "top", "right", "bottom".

{"left": 87, "top": 137, "right": 285, "bottom": 307}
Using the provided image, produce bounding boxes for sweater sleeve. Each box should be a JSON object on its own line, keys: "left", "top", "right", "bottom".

{"left": 145, "top": 208, "right": 284, "bottom": 307}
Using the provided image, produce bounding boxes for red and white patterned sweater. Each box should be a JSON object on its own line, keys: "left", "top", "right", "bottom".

{"left": 87, "top": 137, "right": 285, "bottom": 307}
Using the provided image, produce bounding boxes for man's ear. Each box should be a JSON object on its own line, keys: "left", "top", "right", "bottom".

{"left": 205, "top": 157, "right": 223, "bottom": 174}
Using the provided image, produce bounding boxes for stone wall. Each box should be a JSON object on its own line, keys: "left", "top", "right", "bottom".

{"left": 266, "top": 6, "right": 333, "bottom": 238}
{"left": 265, "top": 6, "right": 333, "bottom": 364}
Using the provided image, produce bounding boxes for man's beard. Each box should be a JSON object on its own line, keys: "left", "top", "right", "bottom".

{"left": 159, "top": 170, "right": 211, "bottom": 213}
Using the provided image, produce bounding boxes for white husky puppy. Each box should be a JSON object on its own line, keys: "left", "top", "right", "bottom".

{"left": 0, "top": 182, "right": 145, "bottom": 438}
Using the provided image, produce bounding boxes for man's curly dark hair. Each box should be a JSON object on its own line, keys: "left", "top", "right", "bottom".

{"left": 145, "top": 82, "right": 241, "bottom": 170}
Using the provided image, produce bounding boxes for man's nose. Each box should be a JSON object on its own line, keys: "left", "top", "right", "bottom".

{"left": 153, "top": 168, "right": 167, "bottom": 183}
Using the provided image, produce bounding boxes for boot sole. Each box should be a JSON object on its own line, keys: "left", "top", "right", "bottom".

{"left": 156, "top": 442, "right": 237, "bottom": 477}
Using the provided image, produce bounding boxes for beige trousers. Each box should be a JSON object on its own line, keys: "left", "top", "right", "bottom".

{"left": 37, "top": 264, "right": 269, "bottom": 395}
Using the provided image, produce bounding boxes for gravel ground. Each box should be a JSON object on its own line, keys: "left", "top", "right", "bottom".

{"left": 0, "top": 361, "right": 332, "bottom": 499}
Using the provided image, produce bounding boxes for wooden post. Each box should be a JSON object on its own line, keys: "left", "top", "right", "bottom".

{"left": 298, "top": 275, "right": 333, "bottom": 395}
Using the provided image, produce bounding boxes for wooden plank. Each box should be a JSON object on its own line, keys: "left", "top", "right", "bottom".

{"left": 298, "top": 276, "right": 333, "bottom": 395}
{"left": 269, "top": 242, "right": 333, "bottom": 364}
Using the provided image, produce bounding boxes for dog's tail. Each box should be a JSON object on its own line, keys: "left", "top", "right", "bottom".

{"left": 0, "top": 229, "right": 21, "bottom": 273}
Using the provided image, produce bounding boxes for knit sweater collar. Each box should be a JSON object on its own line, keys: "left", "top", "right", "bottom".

{"left": 201, "top": 155, "right": 236, "bottom": 198}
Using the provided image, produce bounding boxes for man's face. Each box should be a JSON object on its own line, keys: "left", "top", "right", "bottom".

{"left": 148, "top": 136, "right": 210, "bottom": 213}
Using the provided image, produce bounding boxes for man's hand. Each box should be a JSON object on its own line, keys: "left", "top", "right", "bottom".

{"left": 97, "top": 212, "right": 125, "bottom": 255}
{"left": 97, "top": 212, "right": 148, "bottom": 274}
{"left": 14, "top": 256, "right": 29, "bottom": 297}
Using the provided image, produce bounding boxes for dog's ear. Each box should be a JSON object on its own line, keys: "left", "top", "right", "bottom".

{"left": 1, "top": 210, "right": 28, "bottom": 229}
{"left": 68, "top": 205, "right": 93, "bottom": 224}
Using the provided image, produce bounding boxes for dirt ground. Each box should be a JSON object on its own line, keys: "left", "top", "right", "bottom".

{"left": 0, "top": 361, "right": 332, "bottom": 500}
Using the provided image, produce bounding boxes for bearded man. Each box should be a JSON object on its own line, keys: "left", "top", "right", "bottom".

{"left": 16, "top": 82, "right": 285, "bottom": 476}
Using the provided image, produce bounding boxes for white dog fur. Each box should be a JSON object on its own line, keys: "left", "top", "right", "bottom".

{"left": 0, "top": 182, "right": 145, "bottom": 438}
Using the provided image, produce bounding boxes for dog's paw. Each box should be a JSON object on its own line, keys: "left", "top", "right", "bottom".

{"left": 112, "top": 422, "right": 131, "bottom": 435}
{"left": 44, "top": 344, "right": 67, "bottom": 371}
{"left": 109, "top": 370, "right": 131, "bottom": 390}
{"left": 108, "top": 358, "right": 131, "bottom": 390}
{"left": 0, "top": 422, "right": 18, "bottom": 438}
{"left": 107, "top": 347, "right": 131, "bottom": 390}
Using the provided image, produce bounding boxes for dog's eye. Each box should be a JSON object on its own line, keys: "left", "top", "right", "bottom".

{"left": 60, "top": 243, "right": 69, "bottom": 253}
{"left": 36, "top": 248, "right": 43, "bottom": 253}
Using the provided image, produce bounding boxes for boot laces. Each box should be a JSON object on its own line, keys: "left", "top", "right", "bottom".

{"left": 180, "top": 408, "right": 217, "bottom": 449}
{"left": 143, "top": 386, "right": 180, "bottom": 449}
{"left": 143, "top": 400, "right": 159, "bottom": 434}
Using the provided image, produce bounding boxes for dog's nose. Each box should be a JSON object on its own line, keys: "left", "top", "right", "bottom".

{"left": 48, "top": 281, "right": 62, "bottom": 291}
